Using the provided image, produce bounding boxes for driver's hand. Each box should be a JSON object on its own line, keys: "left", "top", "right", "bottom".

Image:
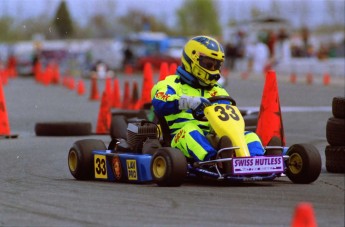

{"left": 179, "top": 95, "right": 211, "bottom": 110}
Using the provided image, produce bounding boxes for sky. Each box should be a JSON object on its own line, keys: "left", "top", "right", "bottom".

{"left": 0, "top": 0, "right": 344, "bottom": 28}
{"left": 0, "top": 0, "right": 184, "bottom": 27}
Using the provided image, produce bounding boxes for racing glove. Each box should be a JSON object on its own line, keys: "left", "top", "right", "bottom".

{"left": 178, "top": 95, "right": 211, "bottom": 110}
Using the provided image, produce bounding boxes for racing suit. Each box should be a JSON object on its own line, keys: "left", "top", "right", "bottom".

{"left": 151, "top": 67, "right": 264, "bottom": 161}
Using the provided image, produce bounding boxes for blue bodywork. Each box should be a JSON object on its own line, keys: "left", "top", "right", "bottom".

{"left": 91, "top": 146, "right": 289, "bottom": 183}
{"left": 92, "top": 150, "right": 153, "bottom": 183}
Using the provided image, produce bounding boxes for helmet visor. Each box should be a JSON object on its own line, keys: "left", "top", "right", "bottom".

{"left": 199, "top": 56, "right": 222, "bottom": 71}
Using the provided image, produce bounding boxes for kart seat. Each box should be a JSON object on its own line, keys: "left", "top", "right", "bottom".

{"left": 153, "top": 111, "right": 172, "bottom": 147}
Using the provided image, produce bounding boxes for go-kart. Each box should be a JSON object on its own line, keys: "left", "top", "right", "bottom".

{"left": 68, "top": 96, "right": 322, "bottom": 186}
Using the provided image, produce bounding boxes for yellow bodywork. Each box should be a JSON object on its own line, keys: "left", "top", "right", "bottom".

{"left": 205, "top": 104, "right": 250, "bottom": 157}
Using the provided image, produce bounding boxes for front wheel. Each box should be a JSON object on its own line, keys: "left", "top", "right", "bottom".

{"left": 151, "top": 148, "right": 187, "bottom": 187}
{"left": 217, "top": 136, "right": 235, "bottom": 174}
{"left": 285, "top": 143, "right": 321, "bottom": 184}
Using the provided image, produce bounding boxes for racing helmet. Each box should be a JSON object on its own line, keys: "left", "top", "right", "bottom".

{"left": 181, "top": 36, "right": 224, "bottom": 86}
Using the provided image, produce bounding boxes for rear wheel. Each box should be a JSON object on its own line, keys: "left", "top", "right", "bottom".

{"left": 285, "top": 144, "right": 321, "bottom": 184}
{"left": 151, "top": 148, "right": 187, "bottom": 187}
{"left": 265, "top": 137, "right": 283, "bottom": 156}
{"left": 110, "top": 115, "right": 128, "bottom": 140}
{"left": 68, "top": 139, "right": 107, "bottom": 180}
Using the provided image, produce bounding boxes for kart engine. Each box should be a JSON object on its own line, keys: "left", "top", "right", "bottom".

{"left": 127, "top": 121, "right": 157, "bottom": 151}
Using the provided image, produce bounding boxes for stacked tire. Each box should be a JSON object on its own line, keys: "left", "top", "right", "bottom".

{"left": 325, "top": 96, "right": 345, "bottom": 173}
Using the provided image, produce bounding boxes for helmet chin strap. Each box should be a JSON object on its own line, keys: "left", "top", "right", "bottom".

{"left": 177, "top": 66, "right": 213, "bottom": 90}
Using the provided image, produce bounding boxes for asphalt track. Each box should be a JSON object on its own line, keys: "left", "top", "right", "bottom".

{"left": 0, "top": 74, "right": 344, "bottom": 227}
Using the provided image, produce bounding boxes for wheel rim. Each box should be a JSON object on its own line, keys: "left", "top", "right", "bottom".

{"left": 152, "top": 156, "right": 166, "bottom": 178}
{"left": 288, "top": 153, "right": 303, "bottom": 174}
{"left": 68, "top": 150, "right": 78, "bottom": 172}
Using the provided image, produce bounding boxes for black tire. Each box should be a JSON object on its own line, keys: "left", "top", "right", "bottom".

{"left": 111, "top": 109, "right": 148, "bottom": 120}
{"left": 110, "top": 115, "right": 128, "bottom": 139}
{"left": 217, "top": 136, "right": 235, "bottom": 174}
{"left": 68, "top": 139, "right": 106, "bottom": 180}
{"left": 142, "top": 139, "right": 162, "bottom": 155}
{"left": 35, "top": 122, "right": 92, "bottom": 136}
{"left": 265, "top": 136, "right": 283, "bottom": 155}
{"left": 325, "top": 145, "right": 345, "bottom": 173}
{"left": 286, "top": 143, "right": 321, "bottom": 184}
{"left": 332, "top": 96, "right": 345, "bottom": 119}
{"left": 244, "top": 114, "right": 258, "bottom": 127}
{"left": 243, "top": 113, "right": 258, "bottom": 132}
{"left": 326, "top": 117, "right": 345, "bottom": 146}
{"left": 151, "top": 147, "right": 187, "bottom": 187}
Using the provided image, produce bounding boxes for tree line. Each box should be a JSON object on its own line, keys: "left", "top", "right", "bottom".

{"left": 0, "top": 0, "right": 343, "bottom": 43}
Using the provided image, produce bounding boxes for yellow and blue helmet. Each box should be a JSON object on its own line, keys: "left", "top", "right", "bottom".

{"left": 181, "top": 36, "right": 224, "bottom": 86}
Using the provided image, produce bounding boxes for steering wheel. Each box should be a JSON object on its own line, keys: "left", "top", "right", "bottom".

{"left": 208, "top": 96, "right": 237, "bottom": 106}
{"left": 192, "top": 96, "right": 237, "bottom": 121}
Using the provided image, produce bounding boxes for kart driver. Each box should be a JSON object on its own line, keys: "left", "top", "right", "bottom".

{"left": 151, "top": 35, "right": 265, "bottom": 161}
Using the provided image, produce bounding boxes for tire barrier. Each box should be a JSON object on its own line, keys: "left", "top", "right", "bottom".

{"left": 35, "top": 122, "right": 92, "bottom": 136}
{"left": 325, "top": 146, "right": 345, "bottom": 173}
{"left": 325, "top": 96, "right": 345, "bottom": 173}
{"left": 326, "top": 117, "right": 345, "bottom": 146}
{"left": 332, "top": 96, "right": 345, "bottom": 119}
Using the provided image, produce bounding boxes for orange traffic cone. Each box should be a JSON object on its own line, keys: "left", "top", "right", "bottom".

{"left": 222, "top": 68, "right": 230, "bottom": 78}
{"left": 0, "top": 77, "right": 10, "bottom": 135}
{"left": 323, "top": 72, "right": 330, "bottom": 86}
{"left": 95, "top": 91, "right": 111, "bottom": 134}
{"left": 256, "top": 70, "right": 285, "bottom": 146}
{"left": 241, "top": 71, "right": 249, "bottom": 80}
{"left": 61, "top": 76, "right": 66, "bottom": 87}
{"left": 51, "top": 62, "right": 60, "bottom": 84}
{"left": 122, "top": 81, "right": 131, "bottom": 109}
{"left": 291, "top": 202, "right": 317, "bottom": 227}
{"left": 306, "top": 72, "right": 313, "bottom": 85}
{"left": 105, "top": 77, "right": 112, "bottom": 97}
{"left": 290, "top": 72, "right": 297, "bottom": 84}
{"left": 33, "top": 61, "right": 42, "bottom": 82}
{"left": 89, "top": 76, "right": 100, "bottom": 100}
{"left": 111, "top": 78, "right": 122, "bottom": 108}
{"left": 68, "top": 76, "right": 76, "bottom": 90}
{"left": 124, "top": 64, "right": 133, "bottom": 75}
{"left": 42, "top": 65, "right": 52, "bottom": 86}
{"left": 0, "top": 69, "right": 8, "bottom": 85}
{"left": 131, "top": 81, "right": 141, "bottom": 110}
{"left": 159, "top": 62, "right": 169, "bottom": 81}
{"left": 169, "top": 63, "right": 178, "bottom": 75}
{"left": 77, "top": 79, "right": 86, "bottom": 95}
{"left": 141, "top": 62, "right": 154, "bottom": 106}
{"left": 8, "top": 66, "right": 16, "bottom": 78}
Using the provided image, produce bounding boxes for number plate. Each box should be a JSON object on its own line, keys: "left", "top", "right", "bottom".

{"left": 126, "top": 160, "right": 138, "bottom": 180}
{"left": 94, "top": 154, "right": 108, "bottom": 179}
{"left": 232, "top": 156, "right": 284, "bottom": 175}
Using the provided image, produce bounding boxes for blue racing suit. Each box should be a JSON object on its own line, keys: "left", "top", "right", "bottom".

{"left": 151, "top": 68, "right": 264, "bottom": 161}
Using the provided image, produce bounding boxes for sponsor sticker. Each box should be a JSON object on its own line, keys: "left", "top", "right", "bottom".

{"left": 94, "top": 154, "right": 107, "bottom": 179}
{"left": 112, "top": 155, "right": 122, "bottom": 181}
{"left": 126, "top": 159, "right": 138, "bottom": 180}
{"left": 232, "top": 156, "right": 284, "bottom": 175}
